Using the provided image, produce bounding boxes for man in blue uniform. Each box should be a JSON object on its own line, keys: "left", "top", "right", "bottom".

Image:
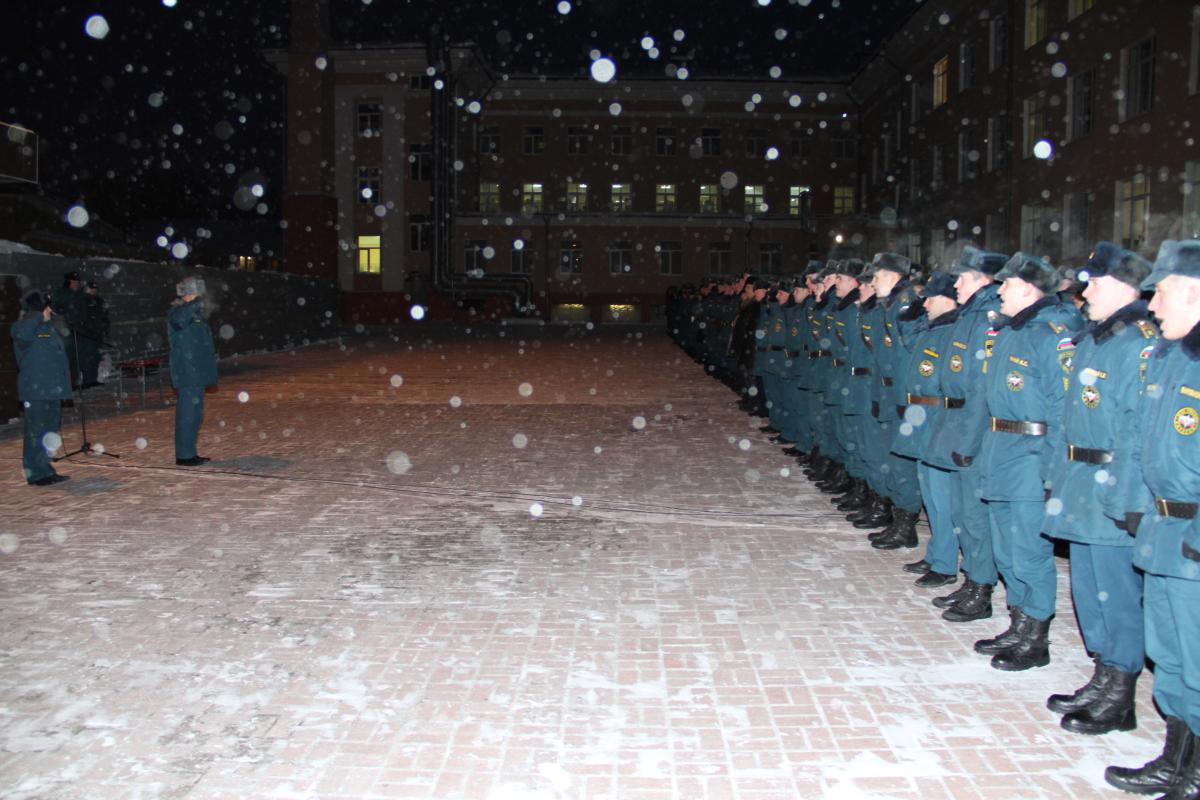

{"left": 1043, "top": 243, "right": 1155, "bottom": 735}
{"left": 893, "top": 272, "right": 961, "bottom": 586}
{"left": 974, "top": 254, "right": 1082, "bottom": 671}
{"left": 11, "top": 291, "right": 73, "bottom": 485}
{"left": 924, "top": 247, "right": 1008, "bottom": 621}
{"left": 1106, "top": 240, "right": 1200, "bottom": 798}
{"left": 818, "top": 261, "right": 863, "bottom": 496}
{"left": 168, "top": 277, "right": 218, "bottom": 466}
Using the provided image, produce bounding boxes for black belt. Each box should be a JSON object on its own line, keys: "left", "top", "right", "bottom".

{"left": 881, "top": 377, "right": 894, "bottom": 387}
{"left": 1156, "top": 498, "right": 1198, "bottom": 519}
{"left": 769, "top": 345, "right": 787, "bottom": 351}
{"left": 785, "top": 349, "right": 802, "bottom": 358}
{"left": 871, "top": 401, "right": 880, "bottom": 418}
{"left": 851, "top": 367, "right": 872, "bottom": 376}
{"left": 810, "top": 349, "right": 831, "bottom": 360}
{"left": 1068, "top": 445, "right": 1113, "bottom": 465}
{"left": 991, "top": 417, "right": 1047, "bottom": 436}
{"left": 756, "top": 347, "right": 768, "bottom": 353}
{"left": 832, "top": 358, "right": 846, "bottom": 366}
{"left": 906, "top": 394, "right": 942, "bottom": 407}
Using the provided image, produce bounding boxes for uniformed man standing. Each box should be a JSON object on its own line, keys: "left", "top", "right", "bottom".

{"left": 1040, "top": 243, "right": 1155, "bottom": 735}
{"left": 79, "top": 280, "right": 110, "bottom": 387}
{"left": 168, "top": 277, "right": 218, "bottom": 466}
{"left": 11, "top": 291, "right": 73, "bottom": 486}
{"left": 50, "top": 271, "right": 87, "bottom": 387}
{"left": 973, "top": 254, "right": 1082, "bottom": 671}
{"left": 923, "top": 247, "right": 1008, "bottom": 621}
{"left": 1106, "top": 240, "right": 1200, "bottom": 797}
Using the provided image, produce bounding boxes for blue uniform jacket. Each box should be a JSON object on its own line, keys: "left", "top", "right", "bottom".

{"left": 842, "top": 297, "right": 875, "bottom": 415}
{"left": 857, "top": 297, "right": 888, "bottom": 416}
{"left": 876, "top": 281, "right": 923, "bottom": 413}
{"left": 979, "top": 296, "right": 1083, "bottom": 502}
{"left": 807, "top": 294, "right": 834, "bottom": 394}
{"left": 1044, "top": 301, "right": 1157, "bottom": 545}
{"left": 780, "top": 301, "right": 807, "bottom": 381}
{"left": 11, "top": 314, "right": 73, "bottom": 402}
{"left": 923, "top": 283, "right": 1001, "bottom": 470}
{"left": 1118, "top": 321, "right": 1200, "bottom": 581}
{"left": 826, "top": 289, "right": 860, "bottom": 407}
{"left": 168, "top": 298, "right": 219, "bottom": 389}
{"left": 893, "top": 309, "right": 960, "bottom": 460}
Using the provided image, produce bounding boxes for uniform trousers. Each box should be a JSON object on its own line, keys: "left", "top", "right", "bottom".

{"left": 918, "top": 463, "right": 958, "bottom": 576}
{"left": 988, "top": 498, "right": 1057, "bottom": 621}
{"left": 22, "top": 400, "right": 61, "bottom": 484}
{"left": 952, "top": 466, "right": 998, "bottom": 585}
{"left": 175, "top": 386, "right": 205, "bottom": 460}
{"left": 1144, "top": 574, "right": 1200, "bottom": 735}
{"left": 1067, "top": 541, "right": 1143, "bottom": 673}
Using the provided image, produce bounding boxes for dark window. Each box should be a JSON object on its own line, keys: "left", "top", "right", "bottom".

{"left": 745, "top": 130, "right": 766, "bottom": 158}
{"left": 567, "top": 126, "right": 588, "bottom": 155}
{"left": 357, "top": 166, "right": 381, "bottom": 204}
{"left": 511, "top": 246, "right": 535, "bottom": 274}
{"left": 759, "top": 243, "right": 783, "bottom": 272}
{"left": 959, "top": 41, "right": 978, "bottom": 90}
{"left": 409, "top": 144, "right": 432, "bottom": 181}
{"left": 1125, "top": 37, "right": 1156, "bottom": 118}
{"left": 408, "top": 74, "right": 432, "bottom": 90}
{"left": 409, "top": 215, "right": 432, "bottom": 252}
{"left": 658, "top": 241, "right": 682, "bottom": 275}
{"left": 464, "top": 239, "right": 488, "bottom": 272}
{"left": 990, "top": 14, "right": 1010, "bottom": 71}
{"left": 611, "top": 126, "right": 633, "bottom": 156}
{"left": 833, "top": 137, "right": 856, "bottom": 160}
{"left": 609, "top": 240, "right": 633, "bottom": 275}
{"left": 790, "top": 128, "right": 810, "bottom": 159}
{"left": 709, "top": 242, "right": 732, "bottom": 273}
{"left": 1070, "top": 69, "right": 1095, "bottom": 140}
{"left": 478, "top": 125, "right": 500, "bottom": 155}
{"left": 522, "top": 126, "right": 545, "bottom": 155}
{"left": 357, "top": 102, "right": 382, "bottom": 137}
{"left": 656, "top": 127, "right": 678, "bottom": 156}
{"left": 701, "top": 128, "right": 722, "bottom": 157}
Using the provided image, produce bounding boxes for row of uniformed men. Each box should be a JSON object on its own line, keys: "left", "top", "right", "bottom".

{"left": 667, "top": 239, "right": 1200, "bottom": 800}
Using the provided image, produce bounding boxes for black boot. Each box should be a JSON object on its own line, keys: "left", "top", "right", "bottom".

{"left": 871, "top": 508, "right": 918, "bottom": 549}
{"left": 1048, "top": 658, "right": 1109, "bottom": 714}
{"left": 835, "top": 479, "right": 869, "bottom": 511}
{"left": 1106, "top": 717, "right": 1195, "bottom": 795}
{"left": 818, "top": 466, "right": 852, "bottom": 495}
{"left": 991, "top": 615, "right": 1051, "bottom": 671}
{"left": 805, "top": 456, "right": 834, "bottom": 480}
{"left": 974, "top": 608, "right": 1027, "bottom": 653}
{"left": 852, "top": 497, "right": 892, "bottom": 529}
{"left": 932, "top": 579, "right": 974, "bottom": 609}
{"left": 943, "top": 582, "right": 993, "bottom": 622}
{"left": 1162, "top": 743, "right": 1200, "bottom": 800}
{"left": 903, "top": 558, "right": 931, "bottom": 575}
{"left": 1062, "top": 667, "right": 1138, "bottom": 735}
{"left": 914, "top": 570, "right": 957, "bottom": 588}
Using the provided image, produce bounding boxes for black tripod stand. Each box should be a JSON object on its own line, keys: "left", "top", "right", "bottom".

{"left": 55, "top": 328, "right": 120, "bottom": 461}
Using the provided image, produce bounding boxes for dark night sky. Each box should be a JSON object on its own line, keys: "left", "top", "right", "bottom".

{"left": 1, "top": 0, "right": 918, "bottom": 229}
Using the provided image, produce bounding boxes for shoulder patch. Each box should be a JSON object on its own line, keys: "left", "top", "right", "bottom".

{"left": 1182, "top": 386, "right": 1200, "bottom": 401}
{"left": 1048, "top": 321, "right": 1066, "bottom": 334}
{"left": 1136, "top": 319, "right": 1158, "bottom": 339}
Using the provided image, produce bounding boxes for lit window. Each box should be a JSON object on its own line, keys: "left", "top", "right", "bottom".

{"left": 1024, "top": 0, "right": 1047, "bottom": 48}
{"left": 1116, "top": 174, "right": 1150, "bottom": 252}
{"left": 357, "top": 235, "right": 381, "bottom": 273}
{"left": 566, "top": 181, "right": 588, "bottom": 212}
{"left": 833, "top": 186, "right": 855, "bottom": 215}
{"left": 1068, "top": 0, "right": 1095, "bottom": 20}
{"left": 1023, "top": 93, "right": 1047, "bottom": 157}
{"left": 933, "top": 56, "right": 949, "bottom": 108}
{"left": 699, "top": 184, "right": 719, "bottom": 214}
{"left": 655, "top": 184, "right": 677, "bottom": 212}
{"left": 744, "top": 185, "right": 765, "bottom": 214}
{"left": 522, "top": 182, "right": 544, "bottom": 212}
{"left": 479, "top": 182, "right": 500, "bottom": 213}
{"left": 611, "top": 183, "right": 632, "bottom": 212}
{"left": 789, "top": 186, "right": 812, "bottom": 219}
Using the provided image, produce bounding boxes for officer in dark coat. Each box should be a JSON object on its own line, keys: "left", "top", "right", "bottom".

{"left": 1106, "top": 239, "right": 1200, "bottom": 798}
{"left": 11, "top": 291, "right": 73, "bottom": 485}
{"left": 78, "top": 280, "right": 110, "bottom": 387}
{"left": 974, "top": 253, "right": 1082, "bottom": 672}
{"left": 1042, "top": 243, "right": 1155, "bottom": 736}
{"left": 50, "top": 271, "right": 87, "bottom": 387}
{"left": 168, "top": 277, "right": 218, "bottom": 466}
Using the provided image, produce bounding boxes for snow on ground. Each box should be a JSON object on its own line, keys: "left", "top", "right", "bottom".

{"left": 0, "top": 329, "right": 1161, "bottom": 798}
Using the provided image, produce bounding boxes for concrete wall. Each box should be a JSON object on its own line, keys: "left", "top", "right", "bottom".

{"left": 0, "top": 254, "right": 341, "bottom": 362}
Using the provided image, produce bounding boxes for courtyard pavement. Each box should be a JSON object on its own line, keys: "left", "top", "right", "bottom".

{"left": 0, "top": 328, "right": 1164, "bottom": 799}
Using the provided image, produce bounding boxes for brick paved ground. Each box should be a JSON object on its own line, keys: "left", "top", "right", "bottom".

{"left": 0, "top": 328, "right": 1164, "bottom": 799}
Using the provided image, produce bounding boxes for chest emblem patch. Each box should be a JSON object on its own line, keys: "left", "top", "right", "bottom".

{"left": 1006, "top": 371, "right": 1025, "bottom": 392}
{"left": 918, "top": 360, "right": 935, "bottom": 377}
{"left": 884, "top": 334, "right": 894, "bottom": 347}
{"left": 950, "top": 354, "right": 963, "bottom": 373}
{"left": 1081, "top": 385, "right": 1101, "bottom": 409}
{"left": 1175, "top": 407, "right": 1199, "bottom": 436}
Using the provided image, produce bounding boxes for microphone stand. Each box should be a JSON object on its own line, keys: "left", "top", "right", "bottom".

{"left": 56, "top": 326, "right": 120, "bottom": 461}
